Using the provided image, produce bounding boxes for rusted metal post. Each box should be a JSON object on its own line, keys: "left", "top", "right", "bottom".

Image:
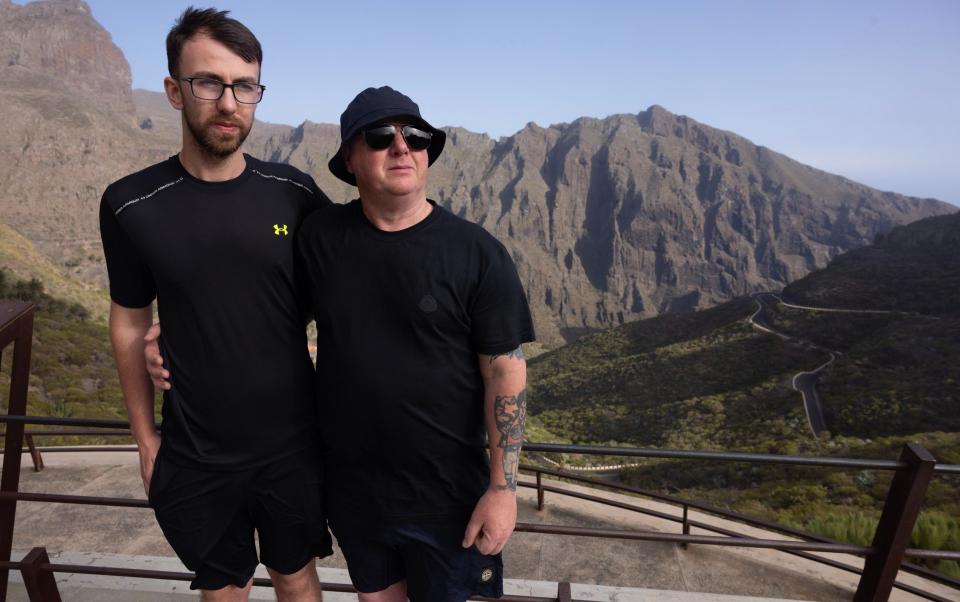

{"left": 536, "top": 471, "right": 544, "bottom": 511}
{"left": 854, "top": 443, "right": 936, "bottom": 602}
{"left": 682, "top": 504, "right": 690, "bottom": 549}
{"left": 0, "top": 302, "right": 35, "bottom": 602}
{"left": 26, "top": 434, "right": 44, "bottom": 472}
{"left": 557, "top": 581, "right": 572, "bottom": 602}
{"left": 19, "top": 547, "right": 62, "bottom": 602}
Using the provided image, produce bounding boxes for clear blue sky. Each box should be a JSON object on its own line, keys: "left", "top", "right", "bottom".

{"left": 66, "top": 1, "right": 960, "bottom": 204}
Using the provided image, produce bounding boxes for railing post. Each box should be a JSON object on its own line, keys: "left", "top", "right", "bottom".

{"left": 682, "top": 505, "right": 690, "bottom": 549}
{"left": 854, "top": 443, "right": 935, "bottom": 602}
{"left": 557, "top": 581, "right": 572, "bottom": 602}
{"left": 0, "top": 302, "right": 36, "bottom": 602}
{"left": 536, "top": 471, "right": 544, "bottom": 511}
{"left": 26, "top": 434, "right": 44, "bottom": 472}
{"left": 19, "top": 547, "right": 62, "bottom": 602}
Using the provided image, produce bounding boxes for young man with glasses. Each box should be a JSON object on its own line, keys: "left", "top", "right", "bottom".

{"left": 296, "top": 86, "right": 534, "bottom": 602}
{"left": 99, "top": 8, "right": 331, "bottom": 601}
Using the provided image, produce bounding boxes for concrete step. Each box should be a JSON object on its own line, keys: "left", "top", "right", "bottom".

{"left": 6, "top": 550, "right": 812, "bottom": 601}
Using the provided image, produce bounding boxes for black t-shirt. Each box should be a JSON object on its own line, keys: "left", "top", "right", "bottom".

{"left": 297, "top": 199, "right": 535, "bottom": 523}
{"left": 100, "top": 154, "right": 330, "bottom": 470}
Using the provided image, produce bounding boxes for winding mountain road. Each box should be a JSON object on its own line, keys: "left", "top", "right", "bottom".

{"left": 750, "top": 293, "right": 839, "bottom": 438}
{"left": 790, "top": 354, "right": 835, "bottom": 436}
{"left": 751, "top": 292, "right": 940, "bottom": 439}
{"left": 769, "top": 293, "right": 937, "bottom": 320}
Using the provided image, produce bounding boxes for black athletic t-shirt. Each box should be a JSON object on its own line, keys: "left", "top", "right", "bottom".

{"left": 100, "top": 154, "right": 330, "bottom": 470}
{"left": 297, "top": 199, "right": 535, "bottom": 523}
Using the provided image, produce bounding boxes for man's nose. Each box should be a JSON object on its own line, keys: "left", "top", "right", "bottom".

{"left": 217, "top": 87, "right": 238, "bottom": 114}
{"left": 389, "top": 128, "right": 409, "bottom": 154}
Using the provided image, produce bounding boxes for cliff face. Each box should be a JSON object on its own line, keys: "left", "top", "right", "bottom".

{"left": 784, "top": 210, "right": 960, "bottom": 316}
{"left": 0, "top": 1, "right": 954, "bottom": 346}
{"left": 0, "top": 0, "right": 132, "bottom": 112}
{"left": 0, "top": 0, "right": 170, "bottom": 283}
{"left": 424, "top": 107, "right": 950, "bottom": 343}
{"left": 241, "top": 106, "right": 950, "bottom": 344}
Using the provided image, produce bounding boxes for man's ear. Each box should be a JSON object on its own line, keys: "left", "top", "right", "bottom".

{"left": 343, "top": 143, "right": 354, "bottom": 175}
{"left": 164, "top": 76, "right": 184, "bottom": 111}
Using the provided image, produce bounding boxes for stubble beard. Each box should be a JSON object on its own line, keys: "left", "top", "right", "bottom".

{"left": 184, "top": 107, "right": 251, "bottom": 159}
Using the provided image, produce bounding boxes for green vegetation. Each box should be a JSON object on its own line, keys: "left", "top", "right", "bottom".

{"left": 0, "top": 222, "right": 110, "bottom": 323}
{"left": 783, "top": 211, "right": 960, "bottom": 316}
{"left": 527, "top": 297, "right": 823, "bottom": 451}
{"left": 0, "top": 270, "right": 132, "bottom": 444}
{"left": 525, "top": 213, "right": 960, "bottom": 576}
{"left": 777, "top": 504, "right": 958, "bottom": 577}
{"left": 766, "top": 304, "right": 959, "bottom": 437}
{"left": 615, "top": 432, "right": 960, "bottom": 577}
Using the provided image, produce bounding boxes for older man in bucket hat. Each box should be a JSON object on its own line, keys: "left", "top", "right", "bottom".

{"left": 296, "top": 86, "right": 535, "bottom": 602}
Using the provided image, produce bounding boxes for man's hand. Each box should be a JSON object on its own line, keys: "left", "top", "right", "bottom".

{"left": 138, "top": 430, "right": 162, "bottom": 498}
{"left": 462, "top": 488, "right": 517, "bottom": 555}
{"left": 144, "top": 323, "right": 171, "bottom": 390}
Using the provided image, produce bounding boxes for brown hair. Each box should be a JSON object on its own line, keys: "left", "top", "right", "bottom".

{"left": 166, "top": 7, "right": 262, "bottom": 77}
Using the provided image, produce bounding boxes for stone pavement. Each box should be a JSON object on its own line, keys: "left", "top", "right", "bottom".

{"left": 3, "top": 449, "right": 958, "bottom": 601}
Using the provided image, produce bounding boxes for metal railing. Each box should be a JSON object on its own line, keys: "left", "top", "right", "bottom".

{"left": 516, "top": 457, "right": 959, "bottom": 601}
{"left": 0, "top": 301, "right": 34, "bottom": 602}
{"left": 2, "top": 302, "right": 959, "bottom": 601}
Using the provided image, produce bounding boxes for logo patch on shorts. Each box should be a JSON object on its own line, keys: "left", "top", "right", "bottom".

{"left": 479, "top": 566, "right": 495, "bottom": 583}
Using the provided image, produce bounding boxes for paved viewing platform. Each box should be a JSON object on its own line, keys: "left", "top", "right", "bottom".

{"left": 3, "top": 449, "right": 958, "bottom": 601}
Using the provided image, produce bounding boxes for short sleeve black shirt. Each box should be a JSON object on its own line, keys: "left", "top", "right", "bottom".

{"left": 100, "top": 155, "right": 330, "bottom": 469}
{"left": 297, "top": 200, "right": 535, "bottom": 522}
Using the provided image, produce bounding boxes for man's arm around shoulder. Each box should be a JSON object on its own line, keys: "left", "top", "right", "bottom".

{"left": 463, "top": 346, "right": 527, "bottom": 555}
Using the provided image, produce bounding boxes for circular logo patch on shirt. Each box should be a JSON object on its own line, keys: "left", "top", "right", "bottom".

{"left": 479, "top": 567, "right": 495, "bottom": 583}
{"left": 419, "top": 294, "right": 438, "bottom": 313}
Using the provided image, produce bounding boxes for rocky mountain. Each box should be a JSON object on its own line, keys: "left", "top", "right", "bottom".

{"left": 0, "top": 0, "right": 131, "bottom": 112}
{"left": 783, "top": 211, "right": 960, "bottom": 315}
{"left": 773, "top": 211, "right": 960, "bottom": 439}
{"left": 1, "top": 0, "right": 955, "bottom": 346}
{"left": 522, "top": 211, "right": 959, "bottom": 564}
{"left": 428, "top": 111, "right": 955, "bottom": 344}
{"left": 526, "top": 210, "right": 960, "bottom": 446}
{"left": 0, "top": 0, "right": 173, "bottom": 284}
{"left": 128, "top": 90, "right": 960, "bottom": 346}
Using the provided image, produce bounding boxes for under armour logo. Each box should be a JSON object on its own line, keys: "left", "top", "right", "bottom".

{"left": 479, "top": 567, "right": 494, "bottom": 583}
{"left": 273, "top": 224, "right": 288, "bottom": 236}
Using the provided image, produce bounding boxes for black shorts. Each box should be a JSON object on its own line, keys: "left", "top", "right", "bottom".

{"left": 331, "top": 515, "right": 503, "bottom": 602}
{"left": 148, "top": 447, "right": 333, "bottom": 590}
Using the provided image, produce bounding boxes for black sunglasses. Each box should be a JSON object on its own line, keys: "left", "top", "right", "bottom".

{"left": 363, "top": 125, "right": 433, "bottom": 151}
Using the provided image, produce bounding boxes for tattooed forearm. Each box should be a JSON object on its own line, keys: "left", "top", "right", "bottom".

{"left": 489, "top": 346, "right": 524, "bottom": 365}
{"left": 493, "top": 389, "right": 527, "bottom": 491}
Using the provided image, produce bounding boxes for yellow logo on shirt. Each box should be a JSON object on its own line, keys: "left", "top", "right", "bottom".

{"left": 273, "top": 224, "right": 288, "bottom": 236}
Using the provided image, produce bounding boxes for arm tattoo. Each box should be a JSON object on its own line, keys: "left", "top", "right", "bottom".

{"left": 494, "top": 389, "right": 526, "bottom": 491}
{"left": 489, "top": 346, "right": 524, "bottom": 364}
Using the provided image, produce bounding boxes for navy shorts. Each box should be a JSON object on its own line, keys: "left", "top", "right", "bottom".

{"left": 148, "top": 447, "right": 333, "bottom": 591}
{"left": 331, "top": 515, "right": 503, "bottom": 602}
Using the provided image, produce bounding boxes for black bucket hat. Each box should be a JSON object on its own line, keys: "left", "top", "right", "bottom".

{"left": 328, "top": 86, "right": 447, "bottom": 186}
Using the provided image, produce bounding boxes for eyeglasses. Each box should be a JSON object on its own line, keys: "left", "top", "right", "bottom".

{"left": 362, "top": 125, "right": 433, "bottom": 151}
{"left": 179, "top": 77, "right": 266, "bottom": 104}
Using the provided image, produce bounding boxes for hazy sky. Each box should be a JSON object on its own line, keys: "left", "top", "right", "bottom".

{"left": 68, "top": 1, "right": 960, "bottom": 205}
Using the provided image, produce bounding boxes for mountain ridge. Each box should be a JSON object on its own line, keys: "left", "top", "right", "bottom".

{"left": 0, "top": 0, "right": 954, "bottom": 346}
{"left": 526, "top": 209, "right": 959, "bottom": 444}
